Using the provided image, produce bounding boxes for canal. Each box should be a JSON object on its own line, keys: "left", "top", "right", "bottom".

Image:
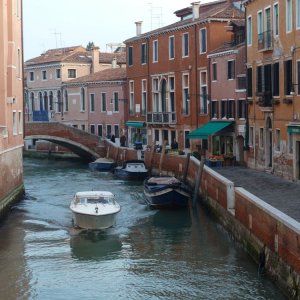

{"left": 0, "top": 158, "right": 286, "bottom": 300}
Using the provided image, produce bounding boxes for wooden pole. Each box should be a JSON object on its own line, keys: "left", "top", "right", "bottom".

{"left": 182, "top": 153, "right": 190, "bottom": 183}
{"left": 159, "top": 140, "right": 167, "bottom": 176}
{"left": 149, "top": 140, "right": 155, "bottom": 172}
{"left": 192, "top": 153, "right": 205, "bottom": 207}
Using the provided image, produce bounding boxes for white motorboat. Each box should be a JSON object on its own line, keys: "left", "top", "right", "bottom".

{"left": 70, "top": 191, "right": 121, "bottom": 230}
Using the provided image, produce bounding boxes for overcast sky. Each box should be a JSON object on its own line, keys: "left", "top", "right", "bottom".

{"left": 23, "top": 0, "right": 215, "bottom": 61}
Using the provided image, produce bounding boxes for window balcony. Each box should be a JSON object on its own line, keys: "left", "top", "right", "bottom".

{"left": 147, "top": 112, "right": 176, "bottom": 124}
{"left": 258, "top": 30, "right": 273, "bottom": 51}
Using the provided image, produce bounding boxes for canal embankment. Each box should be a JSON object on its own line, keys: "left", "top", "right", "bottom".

{"left": 105, "top": 139, "right": 300, "bottom": 299}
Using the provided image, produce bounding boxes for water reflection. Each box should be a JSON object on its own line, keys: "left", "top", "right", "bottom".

{"left": 70, "top": 231, "right": 122, "bottom": 261}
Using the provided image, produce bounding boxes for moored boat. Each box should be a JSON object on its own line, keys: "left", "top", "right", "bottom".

{"left": 70, "top": 191, "right": 121, "bottom": 230}
{"left": 113, "top": 160, "right": 149, "bottom": 180}
{"left": 88, "top": 157, "right": 116, "bottom": 171}
{"left": 143, "top": 176, "right": 191, "bottom": 209}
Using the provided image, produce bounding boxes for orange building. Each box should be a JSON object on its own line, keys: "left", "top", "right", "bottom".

{"left": 245, "top": 0, "right": 300, "bottom": 180}
{"left": 0, "top": 0, "right": 24, "bottom": 216}
{"left": 124, "top": 0, "right": 244, "bottom": 151}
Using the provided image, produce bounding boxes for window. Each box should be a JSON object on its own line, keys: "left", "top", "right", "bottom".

{"left": 212, "top": 63, "right": 217, "bottom": 81}
{"left": 68, "top": 69, "right": 76, "bottom": 78}
{"left": 113, "top": 92, "right": 119, "bottom": 112}
{"left": 182, "top": 33, "right": 189, "bottom": 57}
{"left": 64, "top": 90, "right": 68, "bottom": 112}
{"left": 227, "top": 60, "right": 235, "bottom": 80}
{"left": 142, "top": 80, "right": 147, "bottom": 115}
{"left": 199, "top": 28, "right": 207, "bottom": 53}
{"left": 169, "top": 76, "right": 175, "bottom": 115}
{"left": 101, "top": 93, "right": 107, "bottom": 112}
{"left": 18, "top": 111, "right": 23, "bottom": 134}
{"left": 56, "top": 91, "right": 61, "bottom": 113}
{"left": 169, "top": 36, "right": 175, "bottom": 59}
{"left": 247, "top": 67, "right": 253, "bottom": 97}
{"left": 30, "top": 92, "right": 35, "bottom": 111}
{"left": 297, "top": 0, "right": 300, "bottom": 29}
{"left": 97, "top": 125, "right": 103, "bottom": 137}
{"left": 141, "top": 43, "right": 147, "bottom": 64}
{"left": 256, "top": 65, "right": 263, "bottom": 93}
{"left": 259, "top": 128, "right": 264, "bottom": 148}
{"left": 49, "top": 91, "right": 54, "bottom": 110}
{"left": 257, "top": 11, "right": 263, "bottom": 34}
{"left": 211, "top": 100, "right": 218, "bottom": 119}
{"left": 17, "top": 49, "right": 21, "bottom": 78}
{"left": 182, "top": 74, "right": 189, "bottom": 115}
{"left": 200, "top": 71, "right": 208, "bottom": 114}
{"left": 80, "top": 88, "right": 85, "bottom": 111}
{"left": 129, "top": 81, "right": 134, "bottom": 115}
{"left": 128, "top": 46, "right": 133, "bottom": 66}
{"left": 221, "top": 100, "right": 228, "bottom": 118}
{"left": 247, "top": 16, "right": 252, "bottom": 46}
{"left": 228, "top": 100, "right": 235, "bottom": 119}
{"left": 249, "top": 126, "right": 254, "bottom": 146}
{"left": 90, "top": 124, "right": 95, "bottom": 134}
{"left": 274, "top": 3, "right": 279, "bottom": 36}
{"left": 273, "top": 62, "right": 280, "bottom": 96}
{"left": 297, "top": 61, "right": 300, "bottom": 95}
{"left": 288, "top": 132, "right": 293, "bottom": 154}
{"left": 286, "top": 0, "right": 292, "bottom": 32}
{"left": 56, "top": 69, "right": 61, "bottom": 79}
{"left": 284, "top": 60, "right": 292, "bottom": 95}
{"left": 90, "top": 94, "right": 95, "bottom": 112}
{"left": 152, "top": 78, "right": 159, "bottom": 112}
{"left": 42, "top": 70, "right": 47, "bottom": 80}
{"left": 81, "top": 125, "right": 86, "bottom": 131}
{"left": 238, "top": 99, "right": 246, "bottom": 119}
{"left": 29, "top": 71, "right": 34, "bottom": 81}
{"left": 275, "top": 129, "right": 281, "bottom": 151}
{"left": 13, "top": 111, "right": 17, "bottom": 135}
{"left": 114, "top": 125, "right": 119, "bottom": 138}
{"left": 153, "top": 40, "right": 158, "bottom": 62}
{"left": 106, "top": 125, "right": 112, "bottom": 137}
{"left": 237, "top": 75, "right": 246, "bottom": 90}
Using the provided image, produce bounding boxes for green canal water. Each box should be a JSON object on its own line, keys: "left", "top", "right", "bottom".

{"left": 0, "top": 158, "right": 286, "bottom": 299}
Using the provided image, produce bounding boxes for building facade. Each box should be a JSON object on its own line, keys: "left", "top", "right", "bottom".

{"left": 0, "top": 0, "right": 24, "bottom": 215}
{"left": 245, "top": 0, "right": 300, "bottom": 180}
{"left": 207, "top": 21, "right": 246, "bottom": 164}
{"left": 25, "top": 46, "right": 126, "bottom": 125}
{"left": 63, "top": 68, "right": 128, "bottom": 144}
{"left": 124, "top": 0, "right": 244, "bottom": 152}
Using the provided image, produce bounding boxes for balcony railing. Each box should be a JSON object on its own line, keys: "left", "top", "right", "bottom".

{"left": 147, "top": 112, "right": 176, "bottom": 124}
{"left": 257, "top": 93, "right": 272, "bottom": 107}
{"left": 258, "top": 30, "right": 273, "bottom": 51}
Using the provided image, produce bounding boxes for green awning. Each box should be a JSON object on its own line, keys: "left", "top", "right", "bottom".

{"left": 126, "top": 121, "right": 145, "bottom": 128}
{"left": 188, "top": 121, "right": 233, "bottom": 139}
{"left": 287, "top": 126, "right": 300, "bottom": 134}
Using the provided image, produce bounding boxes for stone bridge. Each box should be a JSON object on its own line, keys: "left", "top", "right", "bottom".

{"left": 24, "top": 122, "right": 106, "bottom": 161}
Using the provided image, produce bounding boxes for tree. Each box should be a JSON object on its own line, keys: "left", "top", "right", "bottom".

{"left": 86, "top": 41, "right": 95, "bottom": 51}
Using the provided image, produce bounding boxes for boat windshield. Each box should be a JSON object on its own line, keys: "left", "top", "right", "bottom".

{"left": 86, "top": 196, "right": 114, "bottom": 204}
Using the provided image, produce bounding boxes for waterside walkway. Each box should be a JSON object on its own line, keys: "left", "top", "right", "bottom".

{"left": 215, "top": 166, "right": 300, "bottom": 222}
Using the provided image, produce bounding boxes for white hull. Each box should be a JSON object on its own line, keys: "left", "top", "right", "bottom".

{"left": 72, "top": 211, "right": 118, "bottom": 230}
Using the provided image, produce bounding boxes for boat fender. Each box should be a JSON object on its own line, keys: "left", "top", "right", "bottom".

{"left": 95, "top": 207, "right": 98, "bottom": 214}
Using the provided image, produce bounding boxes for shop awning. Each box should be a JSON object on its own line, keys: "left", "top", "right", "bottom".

{"left": 188, "top": 121, "right": 233, "bottom": 139}
{"left": 287, "top": 125, "right": 300, "bottom": 134}
{"left": 126, "top": 121, "right": 145, "bottom": 128}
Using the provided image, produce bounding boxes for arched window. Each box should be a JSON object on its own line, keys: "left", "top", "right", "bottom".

{"left": 49, "top": 91, "right": 54, "bottom": 110}
{"left": 57, "top": 90, "right": 61, "bottom": 113}
{"left": 80, "top": 88, "right": 85, "bottom": 111}
{"left": 64, "top": 90, "right": 69, "bottom": 112}
{"left": 39, "top": 92, "right": 43, "bottom": 110}
{"left": 30, "top": 92, "right": 35, "bottom": 112}
{"left": 43, "top": 91, "right": 48, "bottom": 111}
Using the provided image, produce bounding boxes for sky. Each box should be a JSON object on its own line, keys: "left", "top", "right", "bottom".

{"left": 23, "top": 0, "right": 215, "bottom": 61}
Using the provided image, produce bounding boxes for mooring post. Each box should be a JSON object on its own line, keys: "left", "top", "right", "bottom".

{"left": 149, "top": 140, "right": 155, "bottom": 172}
{"left": 106, "top": 145, "right": 110, "bottom": 159}
{"left": 159, "top": 140, "right": 167, "bottom": 176}
{"left": 182, "top": 153, "right": 190, "bottom": 183}
{"left": 192, "top": 152, "right": 205, "bottom": 207}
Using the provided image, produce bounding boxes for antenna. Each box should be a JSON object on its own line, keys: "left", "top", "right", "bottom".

{"left": 148, "top": 3, "right": 163, "bottom": 30}
{"left": 49, "top": 29, "right": 62, "bottom": 49}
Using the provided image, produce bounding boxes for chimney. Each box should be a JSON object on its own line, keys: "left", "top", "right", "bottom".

{"left": 92, "top": 46, "right": 100, "bottom": 73}
{"left": 191, "top": 2, "right": 200, "bottom": 20}
{"left": 135, "top": 21, "right": 143, "bottom": 36}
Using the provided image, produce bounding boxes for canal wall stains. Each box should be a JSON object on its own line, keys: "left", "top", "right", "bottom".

{"left": 105, "top": 141, "right": 300, "bottom": 299}
{"left": 0, "top": 147, "right": 24, "bottom": 220}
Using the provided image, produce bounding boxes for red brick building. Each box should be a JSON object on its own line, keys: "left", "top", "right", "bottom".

{"left": 124, "top": 0, "right": 244, "bottom": 151}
